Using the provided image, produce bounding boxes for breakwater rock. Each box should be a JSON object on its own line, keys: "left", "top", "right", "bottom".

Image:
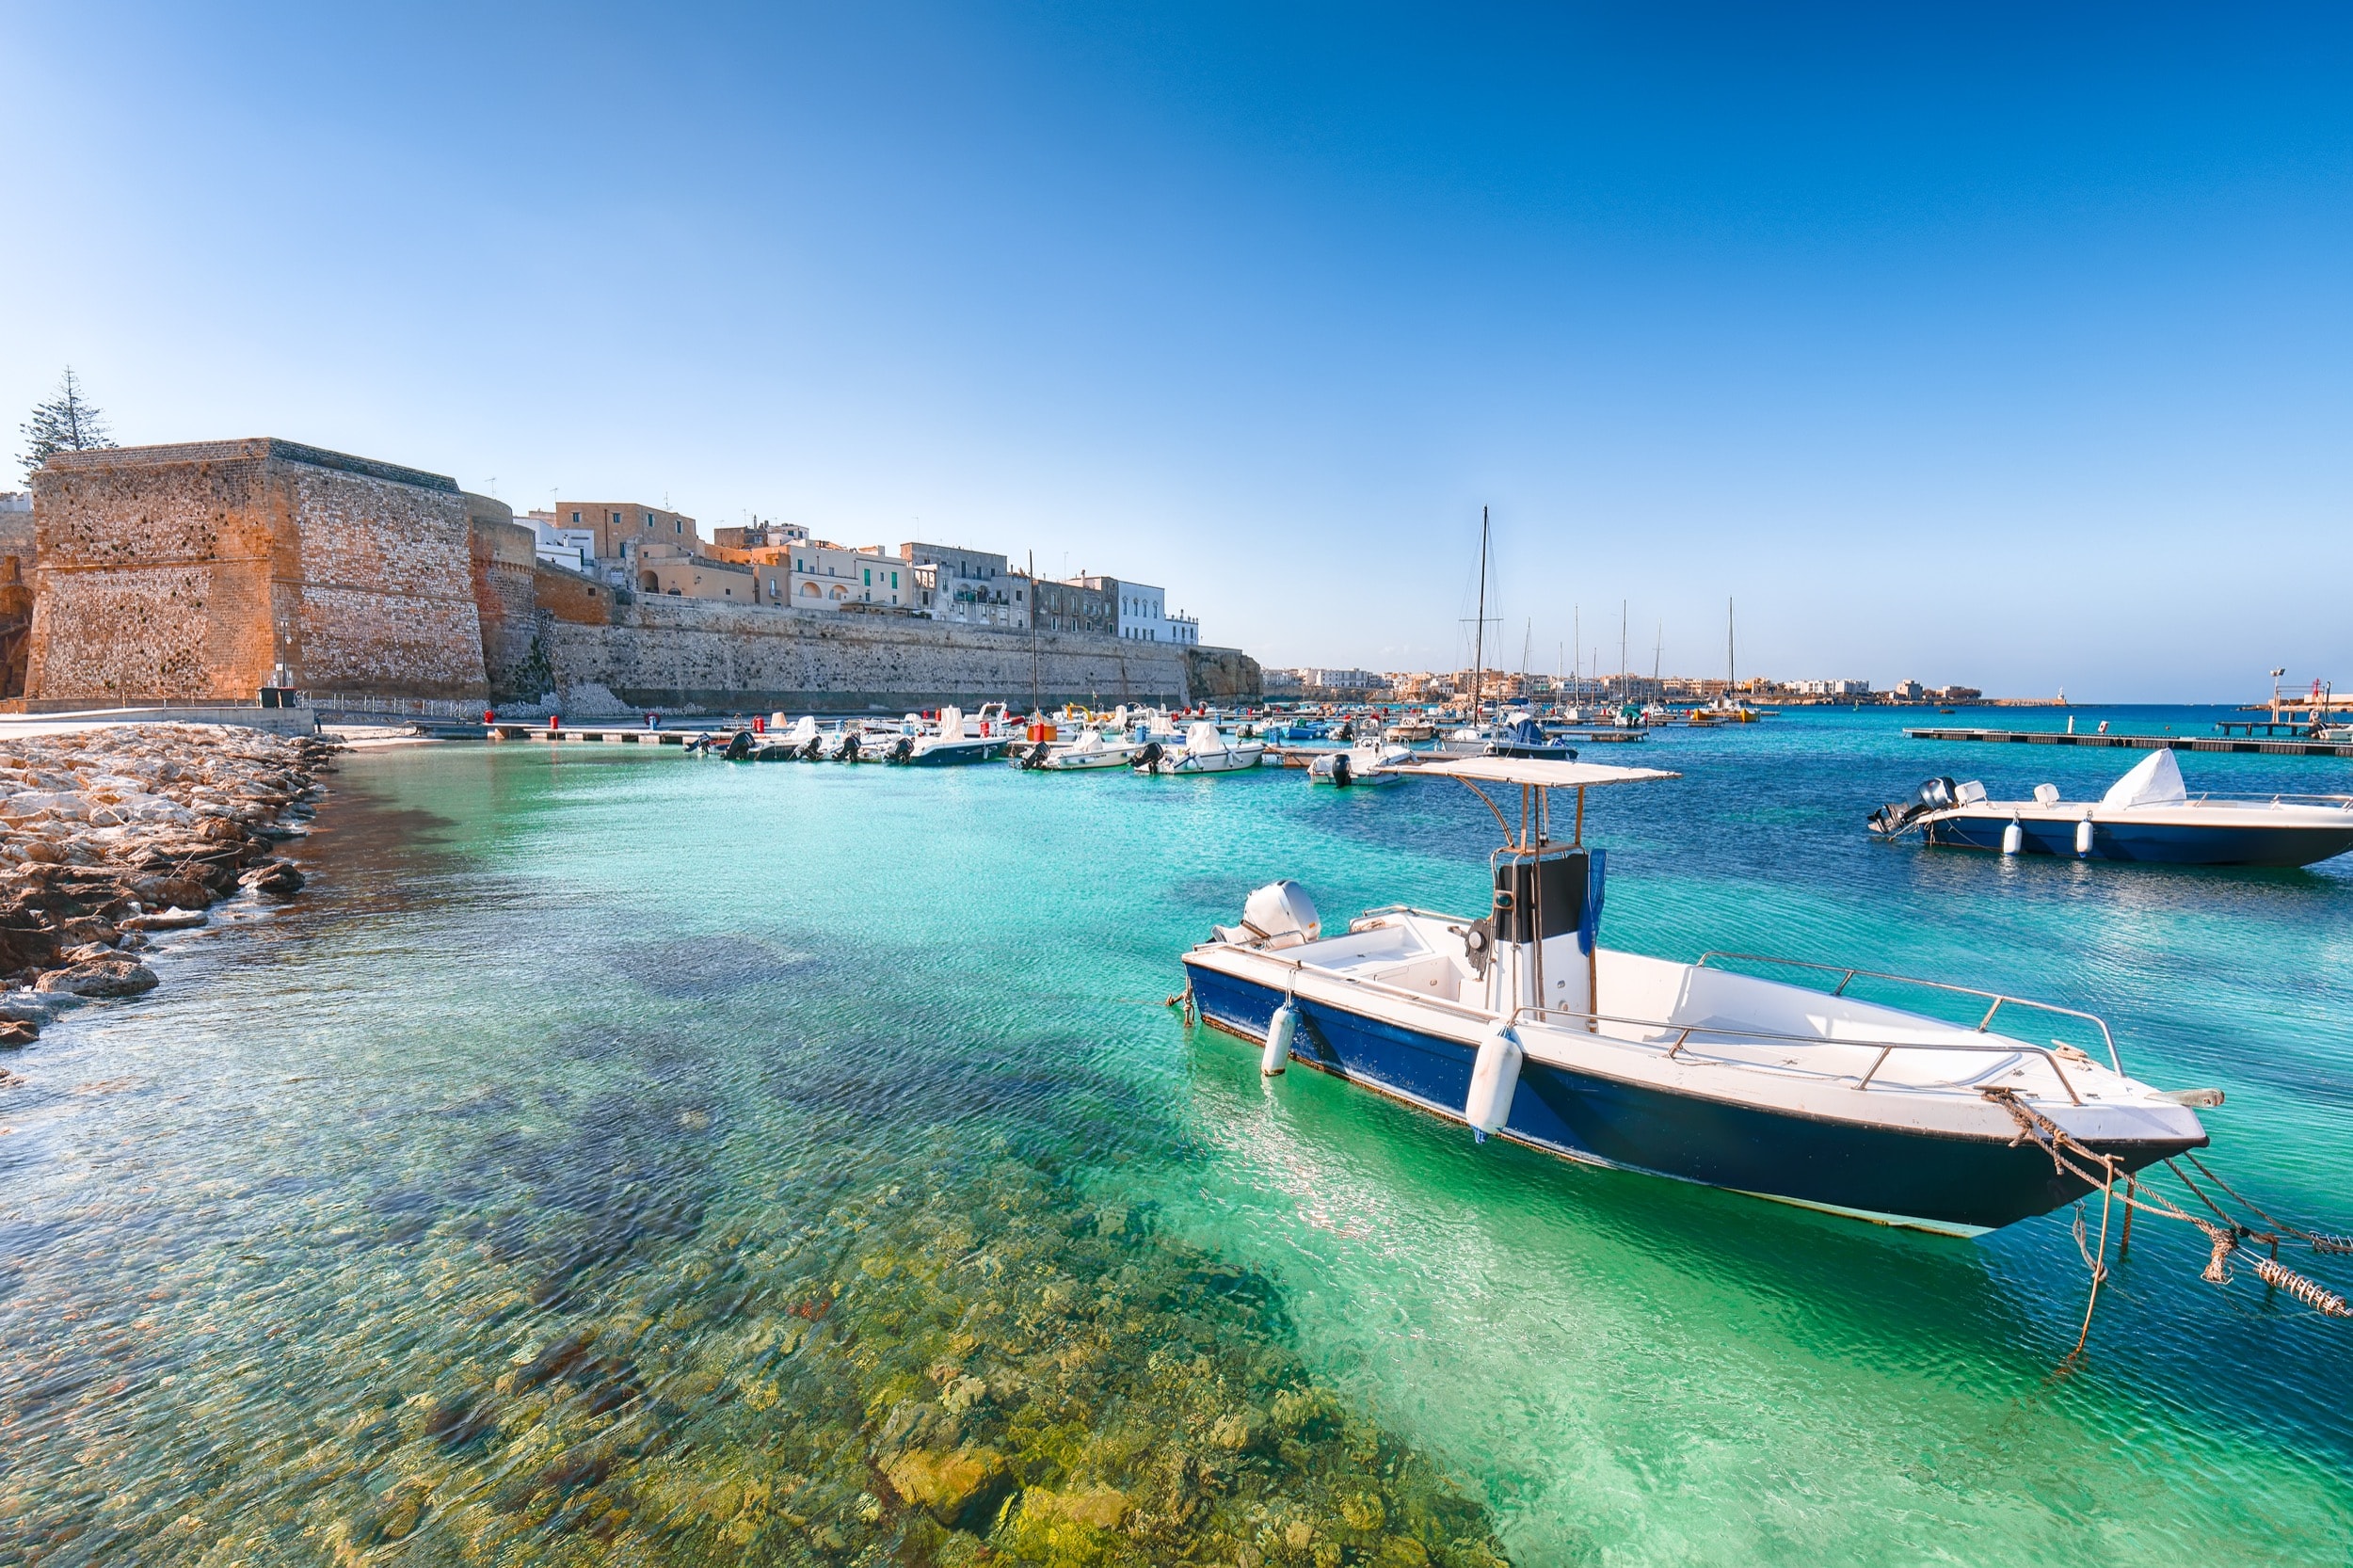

{"left": 0, "top": 724, "right": 335, "bottom": 1043}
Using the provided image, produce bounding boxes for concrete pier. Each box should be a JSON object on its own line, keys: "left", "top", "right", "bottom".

{"left": 1907, "top": 727, "right": 2353, "bottom": 758}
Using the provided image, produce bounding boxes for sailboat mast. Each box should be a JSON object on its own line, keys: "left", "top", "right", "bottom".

{"left": 1029, "top": 549, "right": 1041, "bottom": 713}
{"left": 1727, "top": 597, "right": 1736, "bottom": 697}
{"left": 1619, "top": 601, "right": 1627, "bottom": 701}
{"left": 1471, "top": 506, "right": 1489, "bottom": 721}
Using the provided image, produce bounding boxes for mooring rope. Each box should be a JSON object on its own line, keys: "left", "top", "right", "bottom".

{"left": 1978, "top": 1087, "right": 2353, "bottom": 1334}
{"left": 2181, "top": 1152, "right": 2353, "bottom": 1256}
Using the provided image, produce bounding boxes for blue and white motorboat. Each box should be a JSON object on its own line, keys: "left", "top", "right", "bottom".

{"left": 879, "top": 705, "right": 1009, "bottom": 766}
{"left": 1484, "top": 713, "right": 1578, "bottom": 761}
{"left": 1181, "top": 756, "right": 2211, "bottom": 1237}
{"left": 1869, "top": 749, "right": 2353, "bottom": 867}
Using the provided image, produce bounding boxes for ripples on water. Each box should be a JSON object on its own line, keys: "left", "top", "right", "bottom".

{"left": 1, "top": 708, "right": 2349, "bottom": 1564}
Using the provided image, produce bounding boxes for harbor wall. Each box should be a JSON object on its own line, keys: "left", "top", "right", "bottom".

{"left": 18, "top": 435, "right": 1262, "bottom": 714}
{"left": 23, "top": 440, "right": 490, "bottom": 708}
{"left": 536, "top": 595, "right": 1240, "bottom": 711}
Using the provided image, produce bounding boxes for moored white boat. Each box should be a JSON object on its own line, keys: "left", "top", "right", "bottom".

{"left": 1870, "top": 749, "right": 2353, "bottom": 868}
{"left": 1013, "top": 728, "right": 1142, "bottom": 771}
{"left": 1182, "top": 756, "right": 2212, "bottom": 1237}
{"left": 1305, "top": 740, "right": 1416, "bottom": 786}
{"left": 1145, "top": 721, "right": 1266, "bottom": 775}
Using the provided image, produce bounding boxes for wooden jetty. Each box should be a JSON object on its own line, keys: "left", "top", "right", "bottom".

{"left": 1907, "top": 727, "right": 2353, "bottom": 759}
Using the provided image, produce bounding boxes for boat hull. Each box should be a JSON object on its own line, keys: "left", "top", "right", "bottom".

{"left": 1923, "top": 813, "right": 2353, "bottom": 867}
{"left": 1182, "top": 963, "right": 2197, "bottom": 1235}
{"left": 904, "top": 740, "right": 1009, "bottom": 766}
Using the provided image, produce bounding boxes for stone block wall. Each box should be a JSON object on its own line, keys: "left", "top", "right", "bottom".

{"left": 26, "top": 440, "right": 489, "bottom": 707}
{"left": 0, "top": 510, "right": 34, "bottom": 698}
{"left": 466, "top": 493, "right": 541, "bottom": 699}
{"left": 540, "top": 596, "right": 1197, "bottom": 712}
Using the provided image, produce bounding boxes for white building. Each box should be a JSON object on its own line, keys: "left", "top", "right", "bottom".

{"left": 904, "top": 543, "right": 1025, "bottom": 628}
{"left": 1793, "top": 679, "right": 1873, "bottom": 696}
{"left": 768, "top": 540, "right": 914, "bottom": 611}
{"left": 1304, "top": 668, "right": 1387, "bottom": 692}
{"left": 1111, "top": 581, "right": 1198, "bottom": 645}
{"left": 523, "top": 511, "right": 596, "bottom": 573}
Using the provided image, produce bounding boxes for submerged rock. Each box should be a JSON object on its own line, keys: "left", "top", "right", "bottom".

{"left": 885, "top": 1445, "right": 1013, "bottom": 1529}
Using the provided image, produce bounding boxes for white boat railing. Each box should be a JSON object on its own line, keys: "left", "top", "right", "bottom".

{"left": 1210, "top": 940, "right": 2097, "bottom": 1105}
{"left": 1692, "top": 952, "right": 2121, "bottom": 1072}
{"left": 1499, "top": 1002, "right": 2089, "bottom": 1107}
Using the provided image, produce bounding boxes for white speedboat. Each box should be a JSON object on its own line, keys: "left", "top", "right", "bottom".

{"left": 1182, "top": 756, "right": 2211, "bottom": 1237}
{"left": 885, "top": 705, "right": 1008, "bottom": 766}
{"left": 1306, "top": 740, "right": 1416, "bottom": 786}
{"left": 1013, "top": 728, "right": 1141, "bottom": 771}
{"left": 1143, "top": 721, "right": 1266, "bottom": 775}
{"left": 1384, "top": 714, "right": 1438, "bottom": 744}
{"left": 1870, "top": 749, "right": 2353, "bottom": 867}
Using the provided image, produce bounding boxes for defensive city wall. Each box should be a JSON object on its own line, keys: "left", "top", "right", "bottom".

{"left": 17, "top": 439, "right": 1260, "bottom": 713}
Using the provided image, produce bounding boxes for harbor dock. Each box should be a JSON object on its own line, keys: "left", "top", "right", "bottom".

{"left": 487, "top": 724, "right": 707, "bottom": 744}
{"left": 1908, "top": 727, "right": 2353, "bottom": 759}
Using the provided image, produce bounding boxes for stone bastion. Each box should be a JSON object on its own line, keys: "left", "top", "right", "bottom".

{"left": 17, "top": 439, "right": 1260, "bottom": 714}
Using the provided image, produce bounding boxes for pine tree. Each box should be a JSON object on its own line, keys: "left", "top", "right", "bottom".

{"left": 19, "top": 368, "right": 116, "bottom": 478}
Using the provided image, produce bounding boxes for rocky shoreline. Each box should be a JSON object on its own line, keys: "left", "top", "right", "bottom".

{"left": 0, "top": 724, "right": 335, "bottom": 1047}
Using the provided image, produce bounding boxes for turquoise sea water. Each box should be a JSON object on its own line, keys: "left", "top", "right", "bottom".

{"left": 3, "top": 706, "right": 2350, "bottom": 1565}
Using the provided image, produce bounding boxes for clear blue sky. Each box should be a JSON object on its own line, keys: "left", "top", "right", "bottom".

{"left": 5, "top": 3, "right": 2347, "bottom": 698}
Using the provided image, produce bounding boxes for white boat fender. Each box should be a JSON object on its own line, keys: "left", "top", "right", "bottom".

{"left": 2074, "top": 817, "right": 2094, "bottom": 856}
{"left": 1465, "top": 1022, "right": 1523, "bottom": 1142}
{"left": 2001, "top": 819, "right": 2023, "bottom": 856}
{"left": 1262, "top": 1001, "right": 1298, "bottom": 1076}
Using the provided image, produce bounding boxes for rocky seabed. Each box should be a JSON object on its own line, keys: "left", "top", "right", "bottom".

{"left": 0, "top": 723, "right": 330, "bottom": 1048}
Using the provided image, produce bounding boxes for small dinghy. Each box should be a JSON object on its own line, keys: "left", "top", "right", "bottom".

{"left": 1869, "top": 749, "right": 2353, "bottom": 867}
{"left": 1183, "top": 757, "right": 2211, "bottom": 1237}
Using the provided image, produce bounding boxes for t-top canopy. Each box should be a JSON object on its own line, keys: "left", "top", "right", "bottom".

{"left": 1387, "top": 756, "right": 1679, "bottom": 789}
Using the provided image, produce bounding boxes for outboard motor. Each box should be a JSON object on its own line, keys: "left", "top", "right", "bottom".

{"left": 1329, "top": 751, "right": 1353, "bottom": 788}
{"left": 1213, "top": 880, "right": 1321, "bottom": 949}
{"left": 1018, "top": 740, "right": 1053, "bottom": 769}
{"left": 724, "top": 729, "right": 755, "bottom": 761}
{"left": 798, "top": 734, "right": 826, "bottom": 760}
{"left": 1869, "top": 776, "right": 1959, "bottom": 837}
{"left": 837, "top": 732, "right": 862, "bottom": 762}
{"left": 886, "top": 735, "right": 916, "bottom": 764}
{"left": 1335, "top": 721, "right": 1354, "bottom": 743}
{"left": 1130, "top": 741, "right": 1164, "bottom": 772}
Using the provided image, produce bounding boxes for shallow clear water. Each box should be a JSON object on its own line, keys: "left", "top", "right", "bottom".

{"left": 3, "top": 707, "right": 2350, "bottom": 1565}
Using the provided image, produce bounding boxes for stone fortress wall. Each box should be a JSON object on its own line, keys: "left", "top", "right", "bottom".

{"left": 17, "top": 438, "right": 1261, "bottom": 714}
{"left": 26, "top": 440, "right": 488, "bottom": 706}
